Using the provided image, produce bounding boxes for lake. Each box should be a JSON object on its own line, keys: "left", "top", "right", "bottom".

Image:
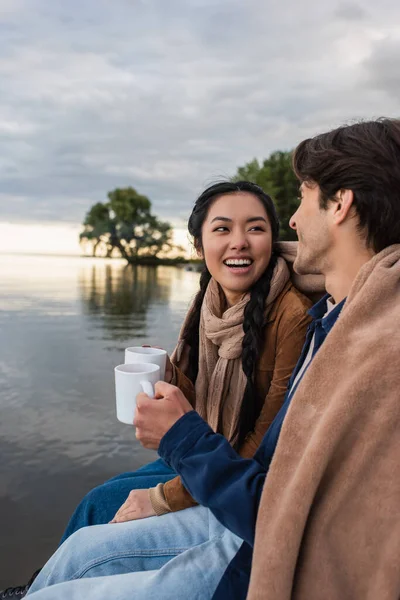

{"left": 0, "top": 254, "right": 200, "bottom": 589}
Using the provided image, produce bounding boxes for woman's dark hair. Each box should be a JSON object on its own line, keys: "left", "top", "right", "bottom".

{"left": 292, "top": 117, "right": 400, "bottom": 252}
{"left": 182, "top": 180, "right": 280, "bottom": 449}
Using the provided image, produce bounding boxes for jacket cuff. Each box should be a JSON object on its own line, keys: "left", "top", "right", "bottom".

{"left": 159, "top": 411, "right": 213, "bottom": 471}
{"left": 149, "top": 483, "right": 172, "bottom": 516}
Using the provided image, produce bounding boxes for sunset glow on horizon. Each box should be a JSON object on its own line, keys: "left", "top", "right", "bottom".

{"left": 0, "top": 222, "right": 192, "bottom": 258}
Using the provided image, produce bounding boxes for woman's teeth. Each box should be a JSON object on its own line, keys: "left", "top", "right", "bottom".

{"left": 224, "top": 259, "right": 252, "bottom": 267}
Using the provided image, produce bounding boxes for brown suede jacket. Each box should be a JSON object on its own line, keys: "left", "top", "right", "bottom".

{"left": 152, "top": 281, "right": 312, "bottom": 513}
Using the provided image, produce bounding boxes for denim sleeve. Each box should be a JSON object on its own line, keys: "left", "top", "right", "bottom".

{"left": 158, "top": 411, "right": 270, "bottom": 546}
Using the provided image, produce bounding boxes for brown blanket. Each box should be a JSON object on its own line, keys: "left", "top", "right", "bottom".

{"left": 247, "top": 244, "right": 400, "bottom": 600}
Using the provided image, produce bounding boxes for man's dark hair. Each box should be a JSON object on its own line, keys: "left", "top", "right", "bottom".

{"left": 292, "top": 118, "right": 400, "bottom": 252}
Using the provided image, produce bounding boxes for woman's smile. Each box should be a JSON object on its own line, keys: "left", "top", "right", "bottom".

{"left": 223, "top": 256, "right": 254, "bottom": 276}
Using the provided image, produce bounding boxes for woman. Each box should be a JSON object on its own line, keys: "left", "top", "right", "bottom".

{"left": 23, "top": 180, "right": 312, "bottom": 598}
{"left": 60, "top": 179, "right": 311, "bottom": 536}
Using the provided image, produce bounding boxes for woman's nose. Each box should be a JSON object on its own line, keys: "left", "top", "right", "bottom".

{"left": 229, "top": 233, "right": 249, "bottom": 250}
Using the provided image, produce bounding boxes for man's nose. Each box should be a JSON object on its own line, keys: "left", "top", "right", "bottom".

{"left": 289, "top": 211, "right": 298, "bottom": 230}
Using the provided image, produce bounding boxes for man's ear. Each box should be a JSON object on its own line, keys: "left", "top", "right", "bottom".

{"left": 333, "top": 189, "right": 355, "bottom": 225}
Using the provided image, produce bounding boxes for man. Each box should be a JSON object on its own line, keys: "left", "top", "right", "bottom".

{"left": 134, "top": 118, "right": 400, "bottom": 600}
{"left": 25, "top": 118, "right": 400, "bottom": 599}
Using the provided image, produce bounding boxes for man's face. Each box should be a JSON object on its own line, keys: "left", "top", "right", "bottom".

{"left": 289, "top": 181, "right": 332, "bottom": 275}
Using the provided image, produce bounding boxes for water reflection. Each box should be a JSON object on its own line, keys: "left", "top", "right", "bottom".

{"left": 76, "top": 261, "right": 200, "bottom": 346}
{"left": 0, "top": 254, "right": 199, "bottom": 588}
{"left": 80, "top": 264, "right": 161, "bottom": 316}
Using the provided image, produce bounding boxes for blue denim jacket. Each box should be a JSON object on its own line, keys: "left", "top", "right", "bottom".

{"left": 159, "top": 294, "right": 345, "bottom": 600}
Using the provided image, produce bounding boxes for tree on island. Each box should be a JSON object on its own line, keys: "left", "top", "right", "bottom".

{"left": 233, "top": 150, "right": 299, "bottom": 241}
{"left": 80, "top": 187, "right": 180, "bottom": 263}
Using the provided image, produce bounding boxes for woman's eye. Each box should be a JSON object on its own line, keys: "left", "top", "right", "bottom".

{"left": 213, "top": 226, "right": 229, "bottom": 232}
{"left": 249, "top": 226, "right": 264, "bottom": 232}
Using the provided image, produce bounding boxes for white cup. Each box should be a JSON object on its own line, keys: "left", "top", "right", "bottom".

{"left": 125, "top": 346, "right": 167, "bottom": 381}
{"left": 114, "top": 363, "right": 160, "bottom": 425}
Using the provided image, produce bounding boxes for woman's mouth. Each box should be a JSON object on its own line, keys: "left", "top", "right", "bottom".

{"left": 223, "top": 258, "right": 254, "bottom": 274}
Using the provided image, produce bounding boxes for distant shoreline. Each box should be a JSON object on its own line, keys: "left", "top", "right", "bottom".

{"left": 0, "top": 251, "right": 201, "bottom": 268}
{"left": 0, "top": 251, "right": 83, "bottom": 259}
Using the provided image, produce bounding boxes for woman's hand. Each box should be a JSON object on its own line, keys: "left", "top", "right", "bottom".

{"left": 142, "top": 345, "right": 173, "bottom": 383}
{"left": 110, "top": 489, "right": 156, "bottom": 523}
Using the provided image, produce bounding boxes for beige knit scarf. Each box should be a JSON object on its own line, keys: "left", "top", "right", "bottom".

{"left": 171, "top": 256, "right": 290, "bottom": 439}
{"left": 247, "top": 244, "right": 400, "bottom": 600}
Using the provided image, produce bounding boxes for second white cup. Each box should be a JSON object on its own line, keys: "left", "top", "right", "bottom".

{"left": 125, "top": 346, "right": 167, "bottom": 381}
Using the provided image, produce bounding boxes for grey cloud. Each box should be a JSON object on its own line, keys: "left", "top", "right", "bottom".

{"left": 363, "top": 38, "right": 400, "bottom": 100}
{"left": 334, "top": 2, "right": 368, "bottom": 21}
{"left": 1, "top": 0, "right": 400, "bottom": 227}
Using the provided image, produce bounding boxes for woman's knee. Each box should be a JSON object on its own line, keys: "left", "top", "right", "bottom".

{"left": 74, "top": 480, "right": 120, "bottom": 519}
{"left": 81, "top": 483, "right": 108, "bottom": 506}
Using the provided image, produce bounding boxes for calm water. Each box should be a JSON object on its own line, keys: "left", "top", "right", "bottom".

{"left": 0, "top": 254, "right": 200, "bottom": 588}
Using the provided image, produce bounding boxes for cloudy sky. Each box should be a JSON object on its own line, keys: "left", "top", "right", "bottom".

{"left": 0, "top": 0, "right": 399, "bottom": 252}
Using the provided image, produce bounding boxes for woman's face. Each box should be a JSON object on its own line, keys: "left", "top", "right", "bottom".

{"left": 199, "top": 192, "right": 273, "bottom": 306}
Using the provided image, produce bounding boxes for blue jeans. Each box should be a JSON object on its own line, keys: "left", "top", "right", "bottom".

{"left": 60, "top": 459, "right": 176, "bottom": 543}
{"left": 28, "top": 506, "right": 242, "bottom": 600}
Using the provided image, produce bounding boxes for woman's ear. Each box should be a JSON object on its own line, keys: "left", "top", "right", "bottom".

{"left": 194, "top": 239, "right": 203, "bottom": 259}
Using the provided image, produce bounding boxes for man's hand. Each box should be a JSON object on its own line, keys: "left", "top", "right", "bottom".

{"left": 134, "top": 381, "right": 194, "bottom": 450}
{"left": 110, "top": 489, "right": 155, "bottom": 523}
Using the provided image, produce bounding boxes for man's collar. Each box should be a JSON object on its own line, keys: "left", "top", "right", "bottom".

{"left": 309, "top": 293, "right": 346, "bottom": 332}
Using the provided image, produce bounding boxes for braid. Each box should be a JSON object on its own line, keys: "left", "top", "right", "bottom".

{"left": 181, "top": 266, "right": 211, "bottom": 383}
{"left": 230, "top": 253, "right": 279, "bottom": 450}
